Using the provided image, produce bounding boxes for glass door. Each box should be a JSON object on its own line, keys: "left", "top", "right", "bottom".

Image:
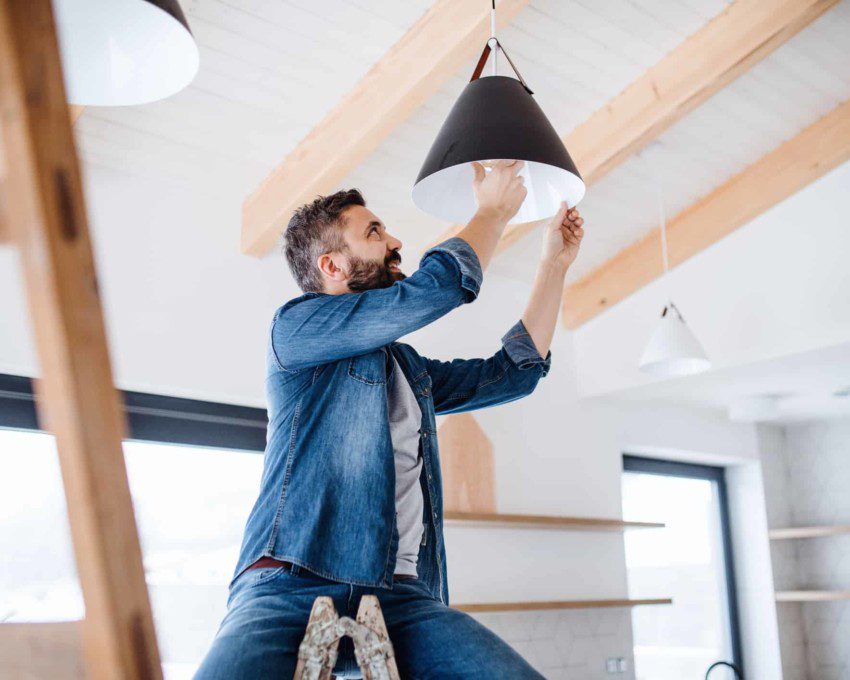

{"left": 621, "top": 456, "right": 742, "bottom": 680}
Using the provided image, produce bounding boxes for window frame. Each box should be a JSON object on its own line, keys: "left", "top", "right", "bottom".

{"left": 0, "top": 372, "right": 268, "bottom": 453}
{"left": 622, "top": 454, "right": 744, "bottom": 674}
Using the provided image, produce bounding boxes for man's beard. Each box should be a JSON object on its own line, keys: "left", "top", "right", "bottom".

{"left": 346, "top": 250, "right": 406, "bottom": 292}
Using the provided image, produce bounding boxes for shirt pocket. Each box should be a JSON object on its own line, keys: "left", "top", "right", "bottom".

{"left": 347, "top": 350, "right": 389, "bottom": 386}
{"left": 411, "top": 372, "right": 433, "bottom": 399}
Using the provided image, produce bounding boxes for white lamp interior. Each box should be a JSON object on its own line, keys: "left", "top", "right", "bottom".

{"left": 412, "top": 160, "right": 586, "bottom": 225}
{"left": 54, "top": 0, "right": 199, "bottom": 106}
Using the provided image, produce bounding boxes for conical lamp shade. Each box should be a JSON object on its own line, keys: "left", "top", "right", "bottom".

{"left": 639, "top": 306, "right": 710, "bottom": 377}
{"left": 55, "top": 0, "right": 199, "bottom": 106}
{"left": 412, "top": 75, "right": 585, "bottom": 224}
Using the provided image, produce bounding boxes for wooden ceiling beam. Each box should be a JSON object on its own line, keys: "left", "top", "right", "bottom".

{"left": 427, "top": 0, "right": 838, "bottom": 256}
{"left": 561, "top": 99, "right": 850, "bottom": 329}
{"left": 241, "top": 0, "right": 531, "bottom": 257}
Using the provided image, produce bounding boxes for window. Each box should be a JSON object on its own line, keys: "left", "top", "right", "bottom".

{"left": 0, "top": 374, "right": 268, "bottom": 679}
{"left": 622, "top": 456, "right": 742, "bottom": 680}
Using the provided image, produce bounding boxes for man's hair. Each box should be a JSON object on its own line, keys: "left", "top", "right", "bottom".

{"left": 283, "top": 189, "right": 365, "bottom": 293}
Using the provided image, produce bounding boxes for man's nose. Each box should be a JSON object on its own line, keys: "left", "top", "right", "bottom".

{"left": 387, "top": 235, "right": 402, "bottom": 252}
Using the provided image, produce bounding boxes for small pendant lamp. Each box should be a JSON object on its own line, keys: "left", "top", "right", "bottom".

{"left": 412, "top": 1, "right": 585, "bottom": 224}
{"left": 638, "top": 152, "right": 710, "bottom": 377}
{"left": 54, "top": 0, "right": 199, "bottom": 106}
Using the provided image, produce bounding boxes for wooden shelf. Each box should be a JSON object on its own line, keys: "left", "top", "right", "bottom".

{"left": 769, "top": 525, "right": 850, "bottom": 540}
{"left": 776, "top": 590, "right": 850, "bottom": 603}
{"left": 444, "top": 511, "right": 664, "bottom": 532}
{"left": 453, "top": 598, "right": 673, "bottom": 614}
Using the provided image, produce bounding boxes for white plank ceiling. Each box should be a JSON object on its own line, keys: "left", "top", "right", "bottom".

{"left": 71, "top": 0, "right": 850, "bottom": 287}
{"left": 489, "top": 0, "right": 850, "bottom": 283}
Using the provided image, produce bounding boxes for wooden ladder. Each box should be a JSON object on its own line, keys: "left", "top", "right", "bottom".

{"left": 0, "top": 1, "right": 162, "bottom": 678}
{"left": 294, "top": 596, "right": 400, "bottom": 680}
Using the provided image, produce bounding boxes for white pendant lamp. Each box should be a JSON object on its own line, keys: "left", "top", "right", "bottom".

{"left": 54, "top": 0, "right": 199, "bottom": 106}
{"left": 412, "top": 1, "right": 585, "bottom": 224}
{"left": 638, "top": 153, "right": 710, "bottom": 377}
{"left": 639, "top": 303, "right": 711, "bottom": 377}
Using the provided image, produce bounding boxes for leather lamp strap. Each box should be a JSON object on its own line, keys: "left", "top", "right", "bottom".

{"left": 469, "top": 38, "right": 534, "bottom": 95}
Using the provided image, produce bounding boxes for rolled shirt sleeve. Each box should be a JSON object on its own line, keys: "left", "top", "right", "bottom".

{"left": 501, "top": 319, "right": 552, "bottom": 374}
{"left": 420, "top": 237, "right": 483, "bottom": 303}
{"left": 273, "top": 236, "right": 486, "bottom": 371}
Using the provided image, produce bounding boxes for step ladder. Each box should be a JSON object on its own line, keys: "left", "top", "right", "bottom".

{"left": 0, "top": 1, "right": 162, "bottom": 677}
{"left": 294, "top": 596, "right": 401, "bottom": 680}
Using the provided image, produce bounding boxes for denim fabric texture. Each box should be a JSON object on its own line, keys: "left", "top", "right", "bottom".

{"left": 195, "top": 565, "right": 545, "bottom": 679}
{"left": 231, "top": 237, "right": 552, "bottom": 607}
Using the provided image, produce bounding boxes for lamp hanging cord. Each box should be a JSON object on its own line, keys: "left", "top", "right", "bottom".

{"left": 640, "top": 149, "right": 672, "bottom": 308}
{"left": 490, "top": 0, "right": 498, "bottom": 75}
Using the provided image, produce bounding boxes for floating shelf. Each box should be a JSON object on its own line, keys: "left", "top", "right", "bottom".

{"left": 776, "top": 590, "right": 850, "bottom": 603}
{"left": 453, "top": 598, "right": 673, "bottom": 613}
{"left": 444, "top": 511, "right": 664, "bottom": 532}
{"left": 769, "top": 525, "right": 850, "bottom": 540}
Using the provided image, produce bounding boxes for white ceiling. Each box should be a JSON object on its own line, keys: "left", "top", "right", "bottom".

{"left": 73, "top": 0, "right": 436, "bottom": 202}
{"left": 72, "top": 0, "right": 746, "bottom": 258}
{"left": 4, "top": 0, "right": 850, "bottom": 420}
{"left": 70, "top": 0, "right": 850, "bottom": 275}
{"left": 344, "top": 0, "right": 736, "bottom": 258}
{"left": 488, "top": 0, "right": 850, "bottom": 282}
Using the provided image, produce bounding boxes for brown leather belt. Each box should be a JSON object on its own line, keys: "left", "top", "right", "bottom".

{"left": 247, "top": 556, "right": 294, "bottom": 571}
{"left": 247, "top": 556, "right": 417, "bottom": 582}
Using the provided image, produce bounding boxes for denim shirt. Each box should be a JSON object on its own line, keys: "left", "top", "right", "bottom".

{"left": 232, "top": 237, "right": 552, "bottom": 605}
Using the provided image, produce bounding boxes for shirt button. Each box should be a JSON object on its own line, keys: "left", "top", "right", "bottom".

{"left": 422, "top": 431, "right": 428, "bottom": 439}
{"left": 423, "top": 388, "right": 430, "bottom": 395}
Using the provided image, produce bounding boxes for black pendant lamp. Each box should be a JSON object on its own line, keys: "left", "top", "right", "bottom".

{"left": 54, "top": 0, "right": 199, "bottom": 106}
{"left": 413, "top": 1, "right": 584, "bottom": 224}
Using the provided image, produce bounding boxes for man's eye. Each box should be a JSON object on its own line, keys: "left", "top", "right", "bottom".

{"left": 370, "top": 227, "right": 379, "bottom": 236}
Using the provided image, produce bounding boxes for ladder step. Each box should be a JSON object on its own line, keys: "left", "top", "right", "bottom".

{"left": 0, "top": 621, "right": 85, "bottom": 679}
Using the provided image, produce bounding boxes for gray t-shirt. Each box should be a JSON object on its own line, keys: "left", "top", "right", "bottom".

{"left": 387, "top": 357, "right": 425, "bottom": 576}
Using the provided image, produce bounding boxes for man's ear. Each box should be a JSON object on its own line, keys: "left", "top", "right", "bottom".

{"left": 317, "top": 252, "right": 347, "bottom": 282}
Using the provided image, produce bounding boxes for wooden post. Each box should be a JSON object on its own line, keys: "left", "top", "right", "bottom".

{"left": 0, "top": 2, "right": 162, "bottom": 679}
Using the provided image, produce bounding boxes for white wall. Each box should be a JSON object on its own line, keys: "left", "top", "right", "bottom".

{"left": 0, "top": 164, "right": 294, "bottom": 406}
{"left": 573, "top": 161, "right": 850, "bottom": 399}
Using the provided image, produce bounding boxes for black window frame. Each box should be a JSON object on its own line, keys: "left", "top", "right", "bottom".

{"left": 622, "top": 454, "right": 744, "bottom": 674}
{"left": 0, "top": 372, "right": 268, "bottom": 453}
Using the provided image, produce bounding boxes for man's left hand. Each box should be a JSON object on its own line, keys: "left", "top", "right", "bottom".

{"left": 541, "top": 201, "right": 585, "bottom": 271}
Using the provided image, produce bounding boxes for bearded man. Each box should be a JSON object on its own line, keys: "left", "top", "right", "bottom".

{"left": 196, "top": 160, "right": 586, "bottom": 679}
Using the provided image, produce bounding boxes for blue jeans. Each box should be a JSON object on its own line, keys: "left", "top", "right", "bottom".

{"left": 195, "top": 564, "right": 544, "bottom": 679}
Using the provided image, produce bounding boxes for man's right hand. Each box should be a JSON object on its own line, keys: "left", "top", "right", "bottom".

{"left": 472, "top": 159, "right": 526, "bottom": 223}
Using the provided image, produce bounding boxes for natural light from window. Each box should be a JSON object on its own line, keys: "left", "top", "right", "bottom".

{"left": 622, "top": 470, "right": 735, "bottom": 679}
{"left": 0, "top": 428, "right": 264, "bottom": 679}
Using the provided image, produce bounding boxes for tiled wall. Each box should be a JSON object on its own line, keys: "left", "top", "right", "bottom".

{"left": 471, "top": 608, "right": 636, "bottom": 680}
{"left": 760, "top": 424, "right": 809, "bottom": 680}
{"left": 761, "top": 419, "right": 850, "bottom": 680}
